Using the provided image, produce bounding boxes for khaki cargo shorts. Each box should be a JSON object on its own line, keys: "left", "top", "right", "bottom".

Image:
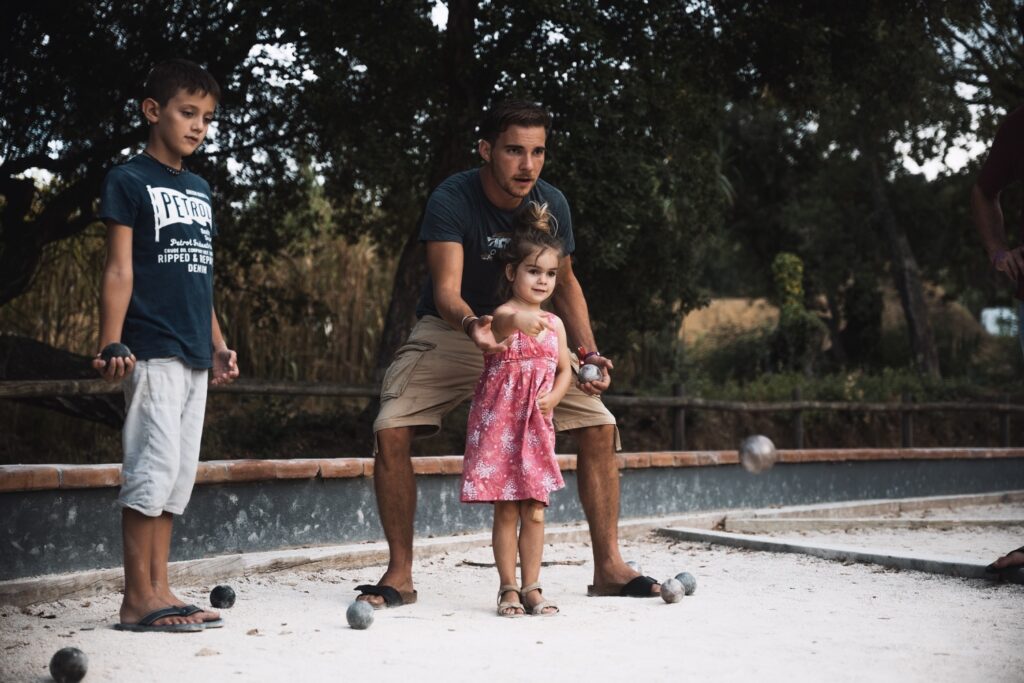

{"left": 373, "top": 315, "right": 620, "bottom": 449}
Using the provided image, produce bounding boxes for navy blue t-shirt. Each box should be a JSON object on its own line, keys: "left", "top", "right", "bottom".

{"left": 416, "top": 169, "right": 575, "bottom": 318}
{"left": 99, "top": 154, "right": 217, "bottom": 369}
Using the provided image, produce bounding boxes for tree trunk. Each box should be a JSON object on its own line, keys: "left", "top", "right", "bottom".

{"left": 869, "top": 161, "right": 941, "bottom": 378}
{"left": 373, "top": 0, "right": 480, "bottom": 376}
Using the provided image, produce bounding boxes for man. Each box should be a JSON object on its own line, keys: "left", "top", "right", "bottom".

{"left": 356, "top": 101, "right": 659, "bottom": 608}
{"left": 972, "top": 104, "right": 1024, "bottom": 357}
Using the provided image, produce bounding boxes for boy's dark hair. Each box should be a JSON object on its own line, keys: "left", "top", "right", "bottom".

{"left": 498, "top": 201, "right": 565, "bottom": 301}
{"left": 143, "top": 59, "right": 221, "bottom": 105}
{"left": 479, "top": 100, "right": 551, "bottom": 144}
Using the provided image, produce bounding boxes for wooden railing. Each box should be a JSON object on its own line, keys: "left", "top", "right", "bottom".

{"left": 4, "top": 379, "right": 1021, "bottom": 449}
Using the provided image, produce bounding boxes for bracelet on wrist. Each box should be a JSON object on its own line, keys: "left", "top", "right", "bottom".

{"left": 461, "top": 315, "right": 479, "bottom": 337}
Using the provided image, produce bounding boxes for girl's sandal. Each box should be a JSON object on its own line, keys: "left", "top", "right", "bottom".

{"left": 521, "top": 582, "right": 559, "bottom": 616}
{"left": 497, "top": 584, "right": 525, "bottom": 617}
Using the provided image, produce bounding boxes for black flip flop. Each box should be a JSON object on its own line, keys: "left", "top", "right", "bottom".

{"left": 355, "top": 584, "right": 418, "bottom": 609}
{"left": 113, "top": 607, "right": 204, "bottom": 632}
{"left": 178, "top": 604, "right": 224, "bottom": 628}
{"left": 587, "top": 575, "right": 661, "bottom": 597}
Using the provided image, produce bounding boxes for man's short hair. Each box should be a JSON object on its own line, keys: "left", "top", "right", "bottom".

{"left": 479, "top": 100, "right": 551, "bottom": 144}
{"left": 143, "top": 59, "right": 221, "bottom": 105}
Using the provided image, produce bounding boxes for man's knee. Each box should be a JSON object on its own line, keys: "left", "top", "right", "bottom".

{"left": 375, "top": 426, "right": 414, "bottom": 462}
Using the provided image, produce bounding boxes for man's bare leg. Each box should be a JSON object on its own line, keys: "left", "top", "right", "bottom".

{"left": 358, "top": 426, "right": 418, "bottom": 607}
{"left": 120, "top": 509, "right": 194, "bottom": 626}
{"left": 574, "top": 424, "right": 659, "bottom": 593}
{"left": 151, "top": 512, "right": 214, "bottom": 622}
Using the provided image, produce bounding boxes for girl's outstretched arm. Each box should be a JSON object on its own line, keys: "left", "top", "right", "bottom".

{"left": 491, "top": 303, "right": 552, "bottom": 342}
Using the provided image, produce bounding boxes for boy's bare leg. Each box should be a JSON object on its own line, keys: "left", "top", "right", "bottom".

{"left": 120, "top": 509, "right": 193, "bottom": 626}
{"left": 150, "top": 512, "right": 214, "bottom": 622}
{"left": 357, "top": 426, "right": 418, "bottom": 607}
{"left": 494, "top": 502, "right": 524, "bottom": 615}
{"left": 574, "top": 424, "right": 659, "bottom": 593}
{"left": 518, "top": 501, "right": 556, "bottom": 614}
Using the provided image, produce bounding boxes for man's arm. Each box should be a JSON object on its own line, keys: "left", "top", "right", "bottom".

{"left": 426, "top": 241, "right": 505, "bottom": 352}
{"left": 92, "top": 221, "right": 135, "bottom": 380}
{"left": 210, "top": 309, "right": 239, "bottom": 385}
{"left": 551, "top": 254, "right": 612, "bottom": 394}
{"left": 971, "top": 184, "right": 1024, "bottom": 282}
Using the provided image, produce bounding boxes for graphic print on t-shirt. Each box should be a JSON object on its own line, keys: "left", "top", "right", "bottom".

{"left": 482, "top": 233, "right": 511, "bottom": 261}
{"left": 146, "top": 185, "right": 215, "bottom": 274}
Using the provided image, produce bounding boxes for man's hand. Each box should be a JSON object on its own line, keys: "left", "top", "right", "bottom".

{"left": 577, "top": 354, "right": 613, "bottom": 396}
{"left": 92, "top": 352, "right": 136, "bottom": 382}
{"left": 993, "top": 246, "right": 1024, "bottom": 283}
{"left": 212, "top": 348, "right": 239, "bottom": 385}
{"left": 470, "top": 315, "right": 511, "bottom": 353}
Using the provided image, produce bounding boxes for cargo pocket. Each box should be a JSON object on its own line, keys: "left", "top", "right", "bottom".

{"left": 380, "top": 340, "right": 436, "bottom": 400}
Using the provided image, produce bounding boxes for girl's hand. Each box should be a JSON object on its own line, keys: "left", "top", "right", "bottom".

{"left": 212, "top": 348, "right": 239, "bottom": 385}
{"left": 536, "top": 389, "right": 557, "bottom": 416}
{"left": 577, "top": 354, "right": 614, "bottom": 396}
{"left": 515, "top": 310, "right": 552, "bottom": 338}
{"left": 92, "top": 352, "right": 136, "bottom": 382}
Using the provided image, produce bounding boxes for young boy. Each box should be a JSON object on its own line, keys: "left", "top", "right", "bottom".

{"left": 94, "top": 59, "right": 238, "bottom": 632}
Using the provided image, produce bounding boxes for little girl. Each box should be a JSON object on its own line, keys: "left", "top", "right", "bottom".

{"left": 461, "top": 201, "right": 572, "bottom": 617}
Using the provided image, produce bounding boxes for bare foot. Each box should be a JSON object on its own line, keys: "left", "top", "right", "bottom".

{"left": 990, "top": 547, "right": 1024, "bottom": 570}
{"left": 355, "top": 571, "right": 416, "bottom": 608}
{"left": 593, "top": 559, "right": 661, "bottom": 595}
{"left": 120, "top": 594, "right": 196, "bottom": 627}
{"left": 155, "top": 586, "right": 220, "bottom": 622}
{"left": 498, "top": 589, "right": 525, "bottom": 617}
{"left": 521, "top": 586, "right": 558, "bottom": 615}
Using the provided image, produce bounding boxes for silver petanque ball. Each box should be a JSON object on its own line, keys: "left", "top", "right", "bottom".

{"left": 625, "top": 560, "right": 643, "bottom": 575}
{"left": 739, "top": 434, "right": 778, "bottom": 474}
{"left": 346, "top": 600, "right": 375, "bottom": 630}
{"left": 674, "top": 571, "right": 697, "bottom": 595}
{"left": 578, "top": 363, "right": 602, "bottom": 383}
{"left": 660, "top": 578, "right": 684, "bottom": 604}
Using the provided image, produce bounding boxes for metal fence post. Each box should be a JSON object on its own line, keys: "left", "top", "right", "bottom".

{"left": 792, "top": 386, "right": 804, "bottom": 449}
{"left": 901, "top": 392, "right": 914, "bottom": 448}
{"left": 672, "top": 383, "right": 686, "bottom": 451}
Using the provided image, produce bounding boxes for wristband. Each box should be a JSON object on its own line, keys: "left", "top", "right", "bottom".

{"left": 577, "top": 346, "right": 600, "bottom": 362}
{"left": 461, "top": 315, "right": 479, "bottom": 337}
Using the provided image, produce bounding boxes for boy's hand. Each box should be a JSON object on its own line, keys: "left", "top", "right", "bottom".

{"left": 92, "top": 351, "right": 136, "bottom": 382}
{"left": 536, "top": 389, "right": 557, "bottom": 417}
{"left": 577, "top": 354, "right": 614, "bottom": 396}
{"left": 515, "top": 311, "right": 552, "bottom": 339}
{"left": 212, "top": 348, "right": 239, "bottom": 385}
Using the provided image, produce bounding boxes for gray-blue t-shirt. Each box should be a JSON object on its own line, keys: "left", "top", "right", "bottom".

{"left": 416, "top": 169, "right": 575, "bottom": 318}
{"left": 98, "top": 154, "right": 217, "bottom": 369}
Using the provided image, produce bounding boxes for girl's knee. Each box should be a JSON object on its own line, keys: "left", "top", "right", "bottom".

{"left": 520, "top": 500, "right": 545, "bottom": 523}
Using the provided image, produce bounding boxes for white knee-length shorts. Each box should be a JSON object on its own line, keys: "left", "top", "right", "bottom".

{"left": 119, "top": 358, "right": 209, "bottom": 517}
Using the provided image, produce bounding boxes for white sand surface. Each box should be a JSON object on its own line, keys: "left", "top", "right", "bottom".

{"left": 2, "top": 533, "right": 1022, "bottom": 683}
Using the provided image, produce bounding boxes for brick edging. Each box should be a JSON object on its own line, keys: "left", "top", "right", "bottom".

{"left": 2, "top": 448, "right": 1023, "bottom": 493}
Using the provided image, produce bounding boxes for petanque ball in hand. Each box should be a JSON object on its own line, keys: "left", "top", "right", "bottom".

{"left": 49, "top": 647, "right": 88, "bottom": 683}
{"left": 210, "top": 585, "right": 236, "bottom": 608}
{"left": 738, "top": 434, "right": 778, "bottom": 474}
{"left": 660, "top": 578, "right": 684, "bottom": 604}
{"left": 578, "top": 363, "right": 602, "bottom": 383}
{"left": 346, "top": 600, "right": 374, "bottom": 629}
{"left": 674, "top": 571, "right": 697, "bottom": 595}
{"left": 99, "top": 342, "right": 132, "bottom": 365}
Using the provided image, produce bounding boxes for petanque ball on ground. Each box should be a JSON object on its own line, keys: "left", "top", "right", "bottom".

{"left": 674, "top": 571, "right": 697, "bottom": 595}
{"left": 49, "top": 647, "right": 88, "bottom": 683}
{"left": 346, "top": 600, "right": 374, "bottom": 629}
{"left": 660, "top": 578, "right": 684, "bottom": 604}
{"left": 210, "top": 585, "right": 236, "bottom": 609}
{"left": 578, "top": 363, "right": 602, "bottom": 383}
{"left": 99, "top": 342, "right": 132, "bottom": 365}
{"left": 738, "top": 434, "right": 778, "bottom": 474}
{"left": 625, "top": 560, "right": 643, "bottom": 575}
